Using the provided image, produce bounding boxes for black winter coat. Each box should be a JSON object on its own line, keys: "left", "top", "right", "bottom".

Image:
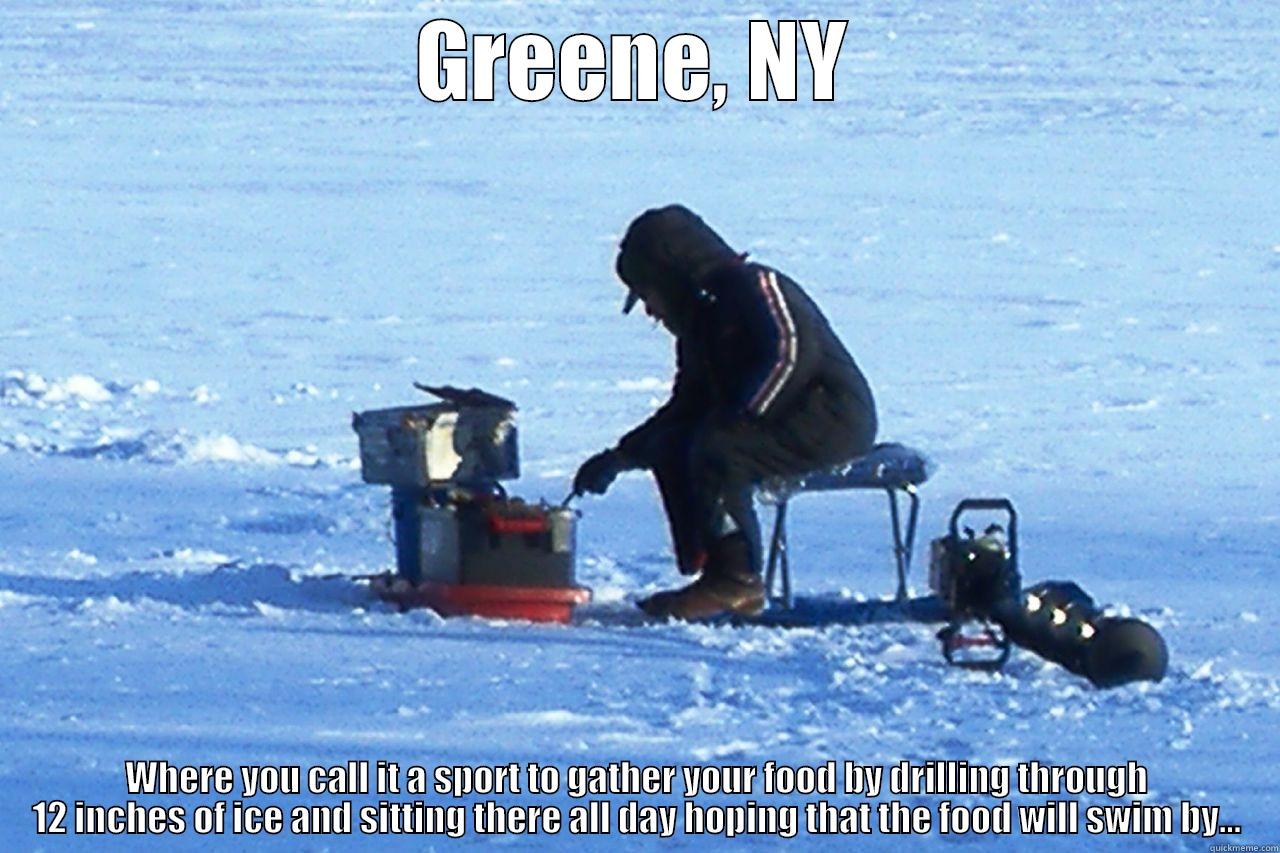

{"left": 616, "top": 259, "right": 877, "bottom": 473}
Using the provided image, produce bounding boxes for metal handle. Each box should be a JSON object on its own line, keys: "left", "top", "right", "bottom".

{"left": 948, "top": 497, "right": 1018, "bottom": 574}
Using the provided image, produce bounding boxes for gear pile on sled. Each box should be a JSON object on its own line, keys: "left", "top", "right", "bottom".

{"left": 352, "top": 385, "right": 589, "bottom": 624}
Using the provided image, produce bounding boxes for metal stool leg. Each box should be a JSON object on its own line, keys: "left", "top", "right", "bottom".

{"left": 764, "top": 500, "right": 792, "bottom": 609}
{"left": 886, "top": 485, "right": 920, "bottom": 602}
{"left": 903, "top": 484, "right": 920, "bottom": 571}
{"left": 779, "top": 517, "right": 792, "bottom": 609}
{"left": 767, "top": 483, "right": 920, "bottom": 609}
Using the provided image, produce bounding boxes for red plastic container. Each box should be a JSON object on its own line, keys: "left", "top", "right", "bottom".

{"left": 370, "top": 574, "right": 590, "bottom": 624}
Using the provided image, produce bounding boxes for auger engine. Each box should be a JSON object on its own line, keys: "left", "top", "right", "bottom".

{"left": 930, "top": 499, "right": 1167, "bottom": 687}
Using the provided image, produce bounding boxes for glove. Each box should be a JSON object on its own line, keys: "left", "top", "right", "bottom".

{"left": 573, "top": 449, "right": 623, "bottom": 496}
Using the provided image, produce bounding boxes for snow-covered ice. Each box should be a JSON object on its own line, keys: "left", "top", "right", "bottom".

{"left": 1, "top": 0, "right": 1277, "bottom": 849}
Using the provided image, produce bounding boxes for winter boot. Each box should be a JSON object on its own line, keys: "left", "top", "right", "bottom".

{"left": 638, "top": 534, "right": 764, "bottom": 620}
{"left": 635, "top": 547, "right": 707, "bottom": 616}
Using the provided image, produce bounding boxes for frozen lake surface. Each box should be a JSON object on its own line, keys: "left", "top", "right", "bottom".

{"left": 1, "top": 1, "right": 1277, "bottom": 848}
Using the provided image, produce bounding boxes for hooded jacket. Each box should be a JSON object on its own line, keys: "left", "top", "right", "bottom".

{"left": 614, "top": 206, "right": 877, "bottom": 469}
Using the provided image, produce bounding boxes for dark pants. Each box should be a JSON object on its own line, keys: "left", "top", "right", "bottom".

{"left": 649, "top": 401, "right": 875, "bottom": 576}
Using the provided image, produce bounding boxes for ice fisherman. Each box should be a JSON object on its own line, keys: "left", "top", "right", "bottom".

{"left": 573, "top": 205, "right": 878, "bottom": 619}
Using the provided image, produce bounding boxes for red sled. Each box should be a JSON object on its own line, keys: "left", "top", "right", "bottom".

{"left": 370, "top": 574, "right": 590, "bottom": 624}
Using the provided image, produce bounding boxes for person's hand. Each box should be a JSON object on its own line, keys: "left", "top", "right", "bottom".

{"left": 573, "top": 449, "right": 623, "bottom": 496}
